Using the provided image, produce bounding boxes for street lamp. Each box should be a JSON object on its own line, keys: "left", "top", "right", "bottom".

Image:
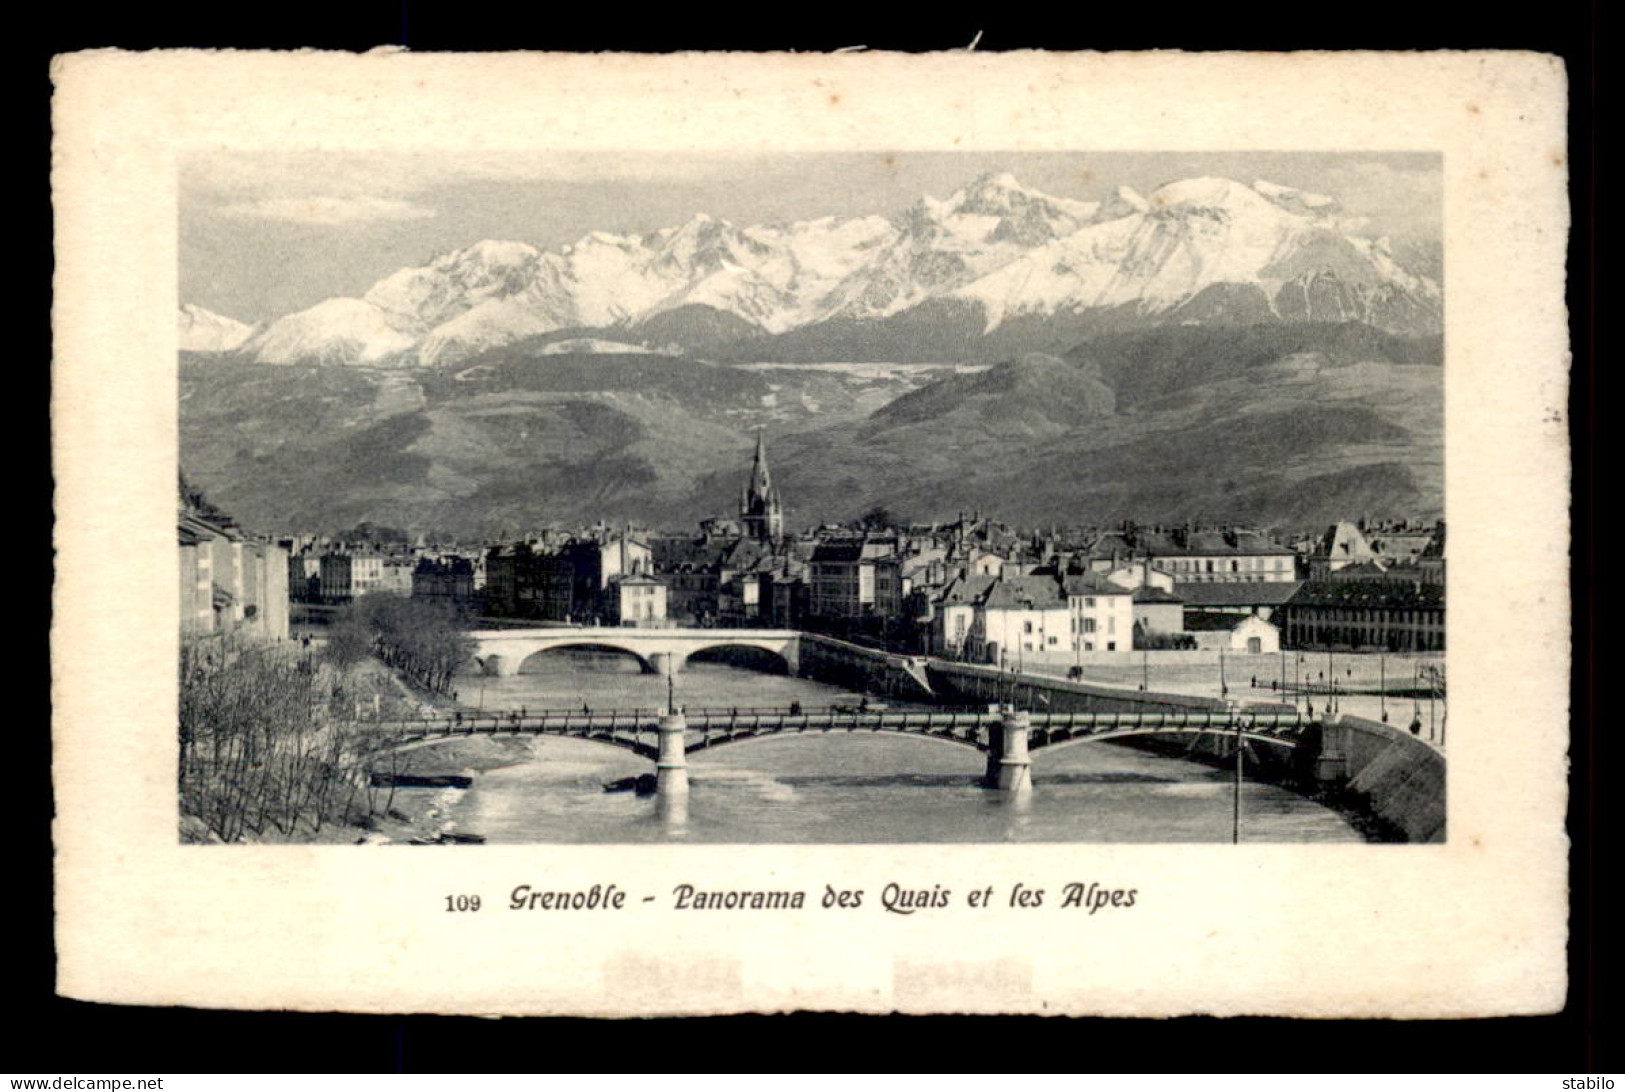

{"left": 1075, "top": 612, "right": 1083, "bottom": 679}
{"left": 1230, "top": 702, "right": 1244, "bottom": 845}
{"left": 1380, "top": 650, "right": 1388, "bottom": 722}
{"left": 1426, "top": 665, "right": 1437, "bottom": 742}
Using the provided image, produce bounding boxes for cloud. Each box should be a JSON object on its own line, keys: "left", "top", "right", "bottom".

{"left": 214, "top": 195, "right": 438, "bottom": 226}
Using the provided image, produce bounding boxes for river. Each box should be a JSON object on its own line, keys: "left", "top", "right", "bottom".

{"left": 430, "top": 650, "right": 1364, "bottom": 844}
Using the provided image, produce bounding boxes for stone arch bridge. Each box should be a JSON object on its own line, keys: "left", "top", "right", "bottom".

{"left": 468, "top": 627, "right": 804, "bottom": 678}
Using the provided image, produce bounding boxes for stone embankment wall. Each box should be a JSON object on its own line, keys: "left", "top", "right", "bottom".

{"left": 799, "top": 644, "right": 1446, "bottom": 843}
{"left": 1320, "top": 715, "right": 1447, "bottom": 843}
{"left": 926, "top": 660, "right": 1227, "bottom": 714}
{"left": 989, "top": 649, "right": 1276, "bottom": 669}
{"left": 926, "top": 661, "right": 1446, "bottom": 843}
{"left": 797, "top": 634, "right": 936, "bottom": 700}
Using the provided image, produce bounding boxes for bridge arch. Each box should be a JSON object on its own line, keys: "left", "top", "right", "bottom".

{"left": 512, "top": 642, "right": 655, "bottom": 675}
{"left": 682, "top": 643, "right": 792, "bottom": 675}
{"left": 686, "top": 722, "right": 987, "bottom": 757}
{"left": 371, "top": 725, "right": 658, "bottom": 761}
{"left": 1029, "top": 726, "right": 1305, "bottom": 760}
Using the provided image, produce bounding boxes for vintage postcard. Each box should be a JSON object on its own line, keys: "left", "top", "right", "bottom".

{"left": 51, "top": 49, "right": 1570, "bottom": 1016}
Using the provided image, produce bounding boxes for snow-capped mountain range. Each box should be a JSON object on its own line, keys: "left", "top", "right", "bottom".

{"left": 184, "top": 173, "right": 1442, "bottom": 367}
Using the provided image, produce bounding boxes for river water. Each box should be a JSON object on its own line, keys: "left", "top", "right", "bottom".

{"left": 435, "top": 651, "right": 1363, "bottom": 844}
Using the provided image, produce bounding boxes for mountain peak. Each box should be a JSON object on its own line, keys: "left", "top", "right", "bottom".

{"left": 437, "top": 239, "right": 541, "bottom": 271}
{"left": 178, "top": 304, "right": 253, "bottom": 352}
{"left": 1252, "top": 178, "right": 1340, "bottom": 215}
{"left": 956, "top": 171, "right": 1042, "bottom": 214}
{"left": 969, "top": 170, "right": 1027, "bottom": 194}
{"left": 1149, "top": 176, "right": 1278, "bottom": 214}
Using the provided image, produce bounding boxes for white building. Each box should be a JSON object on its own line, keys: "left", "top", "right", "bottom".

{"left": 609, "top": 574, "right": 668, "bottom": 625}
{"left": 934, "top": 572, "right": 1133, "bottom": 664}
{"left": 1184, "top": 613, "right": 1281, "bottom": 654}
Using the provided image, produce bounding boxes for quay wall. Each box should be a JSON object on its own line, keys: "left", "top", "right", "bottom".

{"left": 987, "top": 650, "right": 1273, "bottom": 669}
{"left": 1162, "top": 710, "right": 1445, "bottom": 843}
{"left": 797, "top": 634, "right": 935, "bottom": 700}
{"left": 707, "top": 631, "right": 1446, "bottom": 843}
{"left": 924, "top": 660, "right": 1444, "bottom": 844}
{"left": 1324, "top": 715, "right": 1447, "bottom": 843}
{"left": 925, "top": 660, "right": 1226, "bottom": 714}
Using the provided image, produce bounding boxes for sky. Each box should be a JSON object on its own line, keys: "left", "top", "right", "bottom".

{"left": 180, "top": 151, "right": 1442, "bottom": 324}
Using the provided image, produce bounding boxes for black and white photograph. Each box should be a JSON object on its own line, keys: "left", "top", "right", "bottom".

{"left": 175, "top": 148, "right": 1448, "bottom": 846}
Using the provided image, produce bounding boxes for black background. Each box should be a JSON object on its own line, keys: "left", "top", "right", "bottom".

{"left": 29, "top": 2, "right": 1600, "bottom": 1075}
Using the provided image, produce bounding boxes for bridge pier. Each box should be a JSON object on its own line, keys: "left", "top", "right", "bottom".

{"left": 648, "top": 651, "right": 683, "bottom": 677}
{"left": 657, "top": 790, "right": 688, "bottom": 829}
{"left": 481, "top": 654, "right": 520, "bottom": 678}
{"left": 985, "top": 709, "right": 1033, "bottom": 793}
{"left": 656, "top": 712, "right": 689, "bottom": 797}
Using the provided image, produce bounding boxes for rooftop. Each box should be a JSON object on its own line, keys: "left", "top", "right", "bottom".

{"left": 1288, "top": 581, "right": 1445, "bottom": 609}
{"left": 1174, "top": 581, "right": 1305, "bottom": 607}
{"left": 1087, "top": 527, "right": 1294, "bottom": 559}
{"left": 1182, "top": 613, "right": 1267, "bottom": 632}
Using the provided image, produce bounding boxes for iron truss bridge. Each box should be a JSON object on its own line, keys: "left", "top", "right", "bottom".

{"left": 369, "top": 706, "right": 1318, "bottom": 762}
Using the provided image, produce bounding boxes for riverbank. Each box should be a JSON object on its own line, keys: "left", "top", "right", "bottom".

{"left": 360, "top": 735, "right": 540, "bottom": 844}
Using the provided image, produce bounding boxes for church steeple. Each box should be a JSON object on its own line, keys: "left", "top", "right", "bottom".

{"left": 740, "top": 428, "right": 784, "bottom": 543}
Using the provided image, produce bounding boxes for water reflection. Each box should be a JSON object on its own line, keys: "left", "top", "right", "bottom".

{"left": 656, "top": 790, "right": 689, "bottom": 834}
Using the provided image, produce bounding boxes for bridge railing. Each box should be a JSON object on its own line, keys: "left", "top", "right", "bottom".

{"left": 1026, "top": 710, "right": 1311, "bottom": 731}
{"left": 373, "top": 706, "right": 1318, "bottom": 745}
{"left": 685, "top": 709, "right": 992, "bottom": 732}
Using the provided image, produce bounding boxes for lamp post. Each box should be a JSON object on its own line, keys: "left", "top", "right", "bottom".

{"left": 1380, "top": 650, "right": 1388, "bottom": 723}
{"left": 1075, "top": 611, "right": 1083, "bottom": 680}
{"left": 1413, "top": 663, "right": 1422, "bottom": 730}
{"left": 1327, "top": 649, "right": 1335, "bottom": 711}
{"left": 1231, "top": 704, "right": 1244, "bottom": 845}
{"left": 999, "top": 647, "right": 1009, "bottom": 709}
{"left": 1427, "top": 666, "right": 1436, "bottom": 742}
